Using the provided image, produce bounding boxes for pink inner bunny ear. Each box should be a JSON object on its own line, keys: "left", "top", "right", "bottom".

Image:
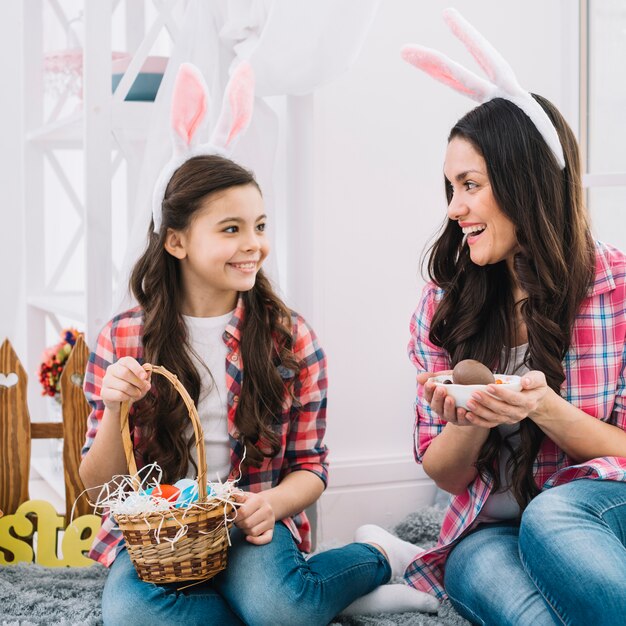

{"left": 401, "top": 45, "right": 493, "bottom": 103}
{"left": 210, "top": 61, "right": 255, "bottom": 151}
{"left": 170, "top": 63, "right": 209, "bottom": 153}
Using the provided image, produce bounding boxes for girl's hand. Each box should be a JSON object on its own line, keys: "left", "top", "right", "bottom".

{"left": 233, "top": 491, "right": 276, "bottom": 545}
{"left": 101, "top": 357, "right": 152, "bottom": 412}
{"left": 464, "top": 370, "right": 550, "bottom": 428}
{"left": 417, "top": 370, "right": 474, "bottom": 426}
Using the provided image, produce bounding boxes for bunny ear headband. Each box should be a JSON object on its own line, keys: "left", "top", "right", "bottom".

{"left": 400, "top": 8, "right": 565, "bottom": 170}
{"left": 151, "top": 61, "right": 255, "bottom": 233}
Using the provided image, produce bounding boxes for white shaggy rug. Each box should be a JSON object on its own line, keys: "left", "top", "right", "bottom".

{"left": 0, "top": 506, "right": 469, "bottom": 626}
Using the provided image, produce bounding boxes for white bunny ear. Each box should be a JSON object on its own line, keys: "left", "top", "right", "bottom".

{"left": 442, "top": 8, "right": 517, "bottom": 94}
{"left": 170, "top": 63, "right": 210, "bottom": 156}
{"left": 152, "top": 62, "right": 256, "bottom": 233}
{"left": 401, "top": 9, "right": 566, "bottom": 170}
{"left": 401, "top": 45, "right": 495, "bottom": 103}
{"left": 209, "top": 61, "right": 255, "bottom": 151}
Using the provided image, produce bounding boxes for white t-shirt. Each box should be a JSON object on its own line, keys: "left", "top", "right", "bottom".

{"left": 478, "top": 344, "right": 529, "bottom": 522}
{"left": 183, "top": 311, "right": 233, "bottom": 483}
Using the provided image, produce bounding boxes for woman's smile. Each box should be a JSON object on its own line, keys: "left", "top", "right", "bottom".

{"left": 460, "top": 222, "right": 487, "bottom": 245}
{"left": 444, "top": 137, "right": 518, "bottom": 267}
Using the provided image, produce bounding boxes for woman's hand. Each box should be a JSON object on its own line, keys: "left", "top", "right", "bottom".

{"left": 463, "top": 370, "right": 551, "bottom": 428}
{"left": 101, "top": 357, "right": 152, "bottom": 412}
{"left": 233, "top": 491, "right": 276, "bottom": 545}
{"left": 418, "top": 371, "right": 474, "bottom": 426}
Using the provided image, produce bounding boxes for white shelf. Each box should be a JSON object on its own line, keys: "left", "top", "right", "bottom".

{"left": 28, "top": 293, "right": 86, "bottom": 322}
{"left": 22, "top": 0, "right": 168, "bottom": 404}
{"left": 26, "top": 101, "right": 154, "bottom": 146}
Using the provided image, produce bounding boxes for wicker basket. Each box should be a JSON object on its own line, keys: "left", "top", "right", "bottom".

{"left": 114, "top": 363, "right": 233, "bottom": 584}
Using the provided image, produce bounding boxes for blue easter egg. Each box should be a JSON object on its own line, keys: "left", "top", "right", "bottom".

{"left": 175, "top": 483, "right": 199, "bottom": 508}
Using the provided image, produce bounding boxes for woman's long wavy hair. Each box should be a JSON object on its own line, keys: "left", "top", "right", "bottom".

{"left": 130, "top": 155, "right": 300, "bottom": 482}
{"left": 427, "top": 96, "right": 595, "bottom": 509}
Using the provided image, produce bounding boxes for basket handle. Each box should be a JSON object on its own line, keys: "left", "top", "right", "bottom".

{"left": 119, "top": 363, "right": 208, "bottom": 501}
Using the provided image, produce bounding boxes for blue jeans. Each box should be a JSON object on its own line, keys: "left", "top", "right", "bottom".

{"left": 444, "top": 479, "right": 626, "bottom": 626}
{"left": 102, "top": 521, "right": 390, "bottom": 626}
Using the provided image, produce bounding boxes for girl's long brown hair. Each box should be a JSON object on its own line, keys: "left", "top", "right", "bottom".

{"left": 427, "top": 96, "right": 595, "bottom": 509}
{"left": 130, "top": 155, "right": 299, "bottom": 482}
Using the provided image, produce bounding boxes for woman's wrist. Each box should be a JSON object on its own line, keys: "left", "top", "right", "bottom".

{"left": 527, "top": 386, "right": 559, "bottom": 425}
{"left": 446, "top": 420, "right": 490, "bottom": 441}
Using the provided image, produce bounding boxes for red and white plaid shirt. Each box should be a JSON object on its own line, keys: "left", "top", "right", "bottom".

{"left": 406, "top": 241, "right": 626, "bottom": 599}
{"left": 82, "top": 297, "right": 328, "bottom": 567}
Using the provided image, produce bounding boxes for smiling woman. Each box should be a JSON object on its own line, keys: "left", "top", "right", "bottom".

{"left": 397, "top": 8, "right": 626, "bottom": 623}
{"left": 406, "top": 92, "right": 626, "bottom": 626}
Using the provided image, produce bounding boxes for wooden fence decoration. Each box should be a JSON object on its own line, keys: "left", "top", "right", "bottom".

{"left": 0, "top": 339, "right": 31, "bottom": 516}
{"left": 0, "top": 336, "right": 93, "bottom": 522}
{"left": 59, "top": 334, "right": 91, "bottom": 521}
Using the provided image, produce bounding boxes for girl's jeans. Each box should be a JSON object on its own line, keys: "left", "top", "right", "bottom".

{"left": 444, "top": 479, "right": 626, "bottom": 626}
{"left": 102, "top": 520, "right": 390, "bottom": 626}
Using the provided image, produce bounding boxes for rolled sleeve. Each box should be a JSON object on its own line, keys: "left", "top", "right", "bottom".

{"left": 285, "top": 315, "right": 329, "bottom": 487}
{"left": 81, "top": 320, "right": 116, "bottom": 458}
{"left": 407, "top": 283, "right": 451, "bottom": 462}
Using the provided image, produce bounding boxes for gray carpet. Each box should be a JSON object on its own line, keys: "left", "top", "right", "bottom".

{"left": 0, "top": 506, "right": 469, "bottom": 626}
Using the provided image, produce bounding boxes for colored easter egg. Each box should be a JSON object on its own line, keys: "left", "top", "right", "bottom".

{"left": 152, "top": 484, "right": 180, "bottom": 502}
{"left": 175, "top": 484, "right": 199, "bottom": 508}
{"left": 173, "top": 478, "right": 196, "bottom": 492}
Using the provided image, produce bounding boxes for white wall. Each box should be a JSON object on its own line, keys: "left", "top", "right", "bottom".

{"left": 311, "top": 0, "right": 578, "bottom": 542}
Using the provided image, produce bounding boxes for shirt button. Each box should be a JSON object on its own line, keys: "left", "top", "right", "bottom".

{"left": 231, "top": 354, "right": 239, "bottom": 362}
{"left": 233, "top": 395, "right": 239, "bottom": 403}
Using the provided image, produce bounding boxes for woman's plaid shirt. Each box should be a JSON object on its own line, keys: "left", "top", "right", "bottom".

{"left": 406, "top": 241, "right": 626, "bottom": 599}
{"left": 81, "top": 298, "right": 328, "bottom": 567}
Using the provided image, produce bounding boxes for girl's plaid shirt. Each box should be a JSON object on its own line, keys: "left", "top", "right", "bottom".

{"left": 406, "top": 241, "right": 626, "bottom": 599}
{"left": 81, "top": 298, "right": 328, "bottom": 567}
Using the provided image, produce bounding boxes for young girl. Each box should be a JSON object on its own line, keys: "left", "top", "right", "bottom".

{"left": 79, "top": 63, "right": 428, "bottom": 626}
{"left": 402, "top": 10, "right": 626, "bottom": 626}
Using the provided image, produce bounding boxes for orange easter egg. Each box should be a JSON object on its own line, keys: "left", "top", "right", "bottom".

{"left": 152, "top": 484, "right": 180, "bottom": 502}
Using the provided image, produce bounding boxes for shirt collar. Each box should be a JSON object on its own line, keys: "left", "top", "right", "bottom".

{"left": 224, "top": 295, "right": 246, "bottom": 342}
{"left": 590, "top": 242, "right": 615, "bottom": 297}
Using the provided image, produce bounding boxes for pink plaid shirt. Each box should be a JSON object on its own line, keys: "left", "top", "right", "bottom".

{"left": 406, "top": 241, "right": 626, "bottom": 599}
{"left": 82, "top": 297, "right": 328, "bottom": 567}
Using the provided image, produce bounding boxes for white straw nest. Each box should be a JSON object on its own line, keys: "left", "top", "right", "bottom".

{"left": 78, "top": 462, "right": 242, "bottom": 548}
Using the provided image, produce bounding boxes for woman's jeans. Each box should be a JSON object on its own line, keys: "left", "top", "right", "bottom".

{"left": 102, "top": 521, "right": 390, "bottom": 626}
{"left": 444, "top": 479, "right": 626, "bottom": 626}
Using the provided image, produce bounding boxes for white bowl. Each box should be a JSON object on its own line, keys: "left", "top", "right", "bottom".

{"left": 431, "top": 374, "right": 522, "bottom": 410}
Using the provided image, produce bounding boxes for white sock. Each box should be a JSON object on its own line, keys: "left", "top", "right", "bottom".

{"left": 340, "top": 584, "right": 440, "bottom": 616}
{"left": 355, "top": 524, "right": 423, "bottom": 578}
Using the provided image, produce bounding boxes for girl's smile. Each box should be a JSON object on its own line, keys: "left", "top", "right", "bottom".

{"left": 228, "top": 261, "right": 260, "bottom": 273}
{"left": 164, "top": 183, "right": 269, "bottom": 316}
